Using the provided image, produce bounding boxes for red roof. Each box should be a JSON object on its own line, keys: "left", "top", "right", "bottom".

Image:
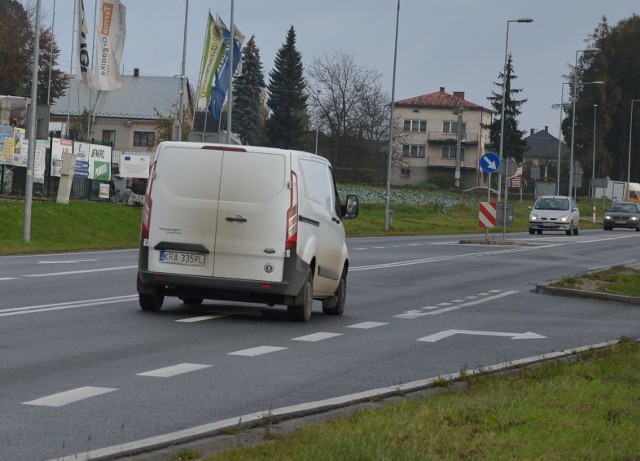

{"left": 395, "top": 87, "right": 489, "bottom": 112}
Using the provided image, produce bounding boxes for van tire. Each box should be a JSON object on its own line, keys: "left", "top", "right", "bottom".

{"left": 181, "top": 297, "right": 203, "bottom": 306}
{"left": 139, "top": 292, "right": 164, "bottom": 311}
{"left": 322, "top": 272, "right": 346, "bottom": 316}
{"left": 288, "top": 273, "right": 313, "bottom": 322}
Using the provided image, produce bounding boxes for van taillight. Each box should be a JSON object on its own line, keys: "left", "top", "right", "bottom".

{"left": 141, "top": 162, "right": 157, "bottom": 239}
{"left": 285, "top": 171, "right": 298, "bottom": 251}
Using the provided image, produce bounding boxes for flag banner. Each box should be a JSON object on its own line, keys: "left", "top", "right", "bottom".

{"left": 75, "top": 0, "right": 94, "bottom": 87}
{"left": 196, "top": 13, "right": 225, "bottom": 110}
{"left": 209, "top": 17, "right": 245, "bottom": 120}
{"left": 93, "top": 0, "right": 127, "bottom": 91}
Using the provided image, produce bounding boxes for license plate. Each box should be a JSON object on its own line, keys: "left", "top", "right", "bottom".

{"left": 159, "top": 250, "right": 205, "bottom": 267}
{"left": 616, "top": 220, "right": 627, "bottom": 224}
{"left": 542, "top": 222, "right": 555, "bottom": 227}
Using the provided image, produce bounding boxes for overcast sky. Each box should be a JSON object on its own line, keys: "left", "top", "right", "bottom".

{"left": 45, "top": 0, "right": 638, "bottom": 139}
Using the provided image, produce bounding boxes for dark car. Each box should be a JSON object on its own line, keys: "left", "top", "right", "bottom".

{"left": 603, "top": 201, "right": 640, "bottom": 231}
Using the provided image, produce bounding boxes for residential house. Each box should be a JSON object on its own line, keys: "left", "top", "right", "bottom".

{"left": 50, "top": 68, "right": 191, "bottom": 156}
{"left": 522, "top": 126, "right": 576, "bottom": 194}
{"left": 392, "top": 87, "right": 493, "bottom": 187}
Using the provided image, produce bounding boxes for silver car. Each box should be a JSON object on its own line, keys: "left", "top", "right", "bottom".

{"left": 528, "top": 195, "right": 580, "bottom": 236}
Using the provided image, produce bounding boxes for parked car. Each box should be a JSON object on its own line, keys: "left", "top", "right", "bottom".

{"left": 462, "top": 186, "right": 498, "bottom": 195}
{"left": 528, "top": 195, "right": 580, "bottom": 235}
{"left": 603, "top": 201, "right": 640, "bottom": 231}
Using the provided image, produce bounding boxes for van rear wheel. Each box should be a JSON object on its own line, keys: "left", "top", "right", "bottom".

{"left": 139, "top": 292, "right": 164, "bottom": 311}
{"left": 322, "top": 272, "right": 346, "bottom": 316}
{"left": 288, "top": 273, "right": 313, "bottom": 322}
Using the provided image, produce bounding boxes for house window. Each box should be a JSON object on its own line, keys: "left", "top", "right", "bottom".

{"left": 133, "top": 131, "right": 155, "bottom": 147}
{"left": 402, "top": 144, "right": 426, "bottom": 158}
{"left": 400, "top": 167, "right": 411, "bottom": 177}
{"left": 403, "top": 120, "right": 426, "bottom": 132}
{"left": 442, "top": 121, "right": 467, "bottom": 135}
{"left": 441, "top": 145, "right": 465, "bottom": 160}
{"left": 102, "top": 130, "right": 116, "bottom": 147}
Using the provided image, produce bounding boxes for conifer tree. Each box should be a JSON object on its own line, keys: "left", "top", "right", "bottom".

{"left": 486, "top": 53, "right": 528, "bottom": 162}
{"left": 266, "top": 26, "right": 308, "bottom": 149}
{"left": 232, "top": 36, "right": 266, "bottom": 145}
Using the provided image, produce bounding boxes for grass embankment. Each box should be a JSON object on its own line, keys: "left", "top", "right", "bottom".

{"left": 199, "top": 341, "right": 640, "bottom": 461}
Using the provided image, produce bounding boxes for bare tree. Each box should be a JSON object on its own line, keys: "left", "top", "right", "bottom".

{"left": 307, "top": 51, "right": 401, "bottom": 183}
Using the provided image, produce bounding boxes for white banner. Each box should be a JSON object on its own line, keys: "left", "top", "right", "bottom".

{"left": 51, "top": 138, "right": 74, "bottom": 177}
{"left": 75, "top": 0, "right": 94, "bottom": 88}
{"left": 118, "top": 153, "right": 150, "bottom": 178}
{"left": 93, "top": 0, "right": 127, "bottom": 91}
{"left": 89, "top": 144, "right": 112, "bottom": 180}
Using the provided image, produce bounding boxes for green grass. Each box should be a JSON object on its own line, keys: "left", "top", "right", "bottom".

{"left": 202, "top": 342, "right": 640, "bottom": 461}
{"left": 0, "top": 198, "right": 141, "bottom": 255}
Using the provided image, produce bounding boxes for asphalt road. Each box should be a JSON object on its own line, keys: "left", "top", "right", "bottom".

{"left": 1, "top": 229, "right": 640, "bottom": 460}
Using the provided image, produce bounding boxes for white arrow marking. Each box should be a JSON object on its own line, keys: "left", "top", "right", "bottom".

{"left": 484, "top": 158, "right": 497, "bottom": 170}
{"left": 418, "top": 329, "right": 546, "bottom": 343}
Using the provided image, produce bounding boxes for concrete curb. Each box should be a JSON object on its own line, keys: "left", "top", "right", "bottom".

{"left": 459, "top": 239, "right": 528, "bottom": 246}
{"left": 534, "top": 283, "right": 640, "bottom": 304}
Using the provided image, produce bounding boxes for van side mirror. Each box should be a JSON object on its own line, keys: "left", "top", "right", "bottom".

{"left": 341, "top": 195, "right": 359, "bottom": 219}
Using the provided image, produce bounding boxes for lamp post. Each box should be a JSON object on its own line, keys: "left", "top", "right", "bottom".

{"left": 497, "top": 17, "right": 533, "bottom": 202}
{"left": 556, "top": 82, "right": 570, "bottom": 194}
{"left": 628, "top": 99, "right": 640, "bottom": 200}
{"left": 591, "top": 104, "right": 597, "bottom": 198}
{"left": 384, "top": 0, "right": 400, "bottom": 232}
{"left": 568, "top": 49, "right": 600, "bottom": 197}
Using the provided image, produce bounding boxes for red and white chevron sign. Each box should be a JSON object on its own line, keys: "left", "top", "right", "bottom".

{"left": 478, "top": 201, "right": 497, "bottom": 228}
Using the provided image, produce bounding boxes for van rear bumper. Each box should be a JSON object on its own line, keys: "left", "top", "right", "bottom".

{"left": 137, "top": 245, "right": 309, "bottom": 305}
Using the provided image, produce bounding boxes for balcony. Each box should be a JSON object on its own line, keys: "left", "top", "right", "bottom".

{"left": 427, "top": 131, "right": 479, "bottom": 144}
{"left": 426, "top": 156, "right": 478, "bottom": 169}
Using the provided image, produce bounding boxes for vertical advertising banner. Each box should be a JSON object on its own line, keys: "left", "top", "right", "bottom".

{"left": 19, "top": 139, "right": 47, "bottom": 183}
{"left": 93, "top": 0, "right": 127, "bottom": 91}
{"left": 12, "top": 128, "right": 26, "bottom": 166}
{"left": 51, "top": 138, "right": 74, "bottom": 177}
{"left": 196, "top": 13, "right": 225, "bottom": 110}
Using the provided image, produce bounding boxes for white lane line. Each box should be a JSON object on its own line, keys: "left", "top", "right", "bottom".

{"left": 464, "top": 296, "right": 478, "bottom": 300}
{"left": 228, "top": 346, "right": 287, "bottom": 357}
{"left": 0, "top": 295, "right": 138, "bottom": 318}
{"left": 0, "top": 277, "right": 18, "bottom": 281}
{"left": 292, "top": 332, "right": 343, "bottom": 342}
{"left": 395, "top": 311, "right": 428, "bottom": 319}
{"left": 24, "top": 265, "right": 137, "bottom": 277}
{"left": 176, "top": 315, "right": 226, "bottom": 323}
{"left": 489, "top": 289, "right": 502, "bottom": 293}
{"left": 425, "top": 291, "right": 518, "bottom": 316}
{"left": 38, "top": 259, "right": 98, "bottom": 264}
{"left": 420, "top": 306, "right": 440, "bottom": 310}
{"left": 437, "top": 302, "right": 452, "bottom": 306}
{"left": 347, "top": 321, "right": 388, "bottom": 329}
{"left": 23, "top": 386, "right": 118, "bottom": 407}
{"left": 450, "top": 299, "right": 465, "bottom": 303}
{"left": 137, "top": 363, "right": 211, "bottom": 378}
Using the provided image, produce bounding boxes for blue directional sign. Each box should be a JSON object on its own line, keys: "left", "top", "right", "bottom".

{"left": 480, "top": 152, "right": 500, "bottom": 173}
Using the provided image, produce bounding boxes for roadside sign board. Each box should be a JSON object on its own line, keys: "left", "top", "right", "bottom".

{"left": 479, "top": 202, "right": 497, "bottom": 228}
{"left": 480, "top": 152, "right": 500, "bottom": 173}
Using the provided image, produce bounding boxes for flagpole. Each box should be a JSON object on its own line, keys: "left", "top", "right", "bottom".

{"left": 47, "top": 0, "right": 56, "bottom": 105}
{"left": 226, "top": 0, "right": 235, "bottom": 143}
{"left": 177, "top": 0, "right": 188, "bottom": 141}
{"left": 67, "top": 0, "right": 77, "bottom": 138}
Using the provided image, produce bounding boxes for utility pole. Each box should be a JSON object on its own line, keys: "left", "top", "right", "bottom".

{"left": 453, "top": 104, "right": 463, "bottom": 192}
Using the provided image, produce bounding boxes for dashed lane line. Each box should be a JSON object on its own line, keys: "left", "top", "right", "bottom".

{"left": 0, "top": 295, "right": 138, "bottom": 317}
{"left": 137, "top": 363, "right": 212, "bottom": 378}
{"left": 23, "top": 386, "right": 118, "bottom": 407}
{"left": 228, "top": 346, "right": 287, "bottom": 357}
{"left": 347, "top": 321, "right": 388, "bottom": 329}
{"left": 292, "top": 332, "right": 343, "bottom": 342}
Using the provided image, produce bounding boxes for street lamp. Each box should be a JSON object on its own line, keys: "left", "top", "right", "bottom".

{"left": 628, "top": 99, "right": 640, "bottom": 200}
{"left": 384, "top": 0, "right": 400, "bottom": 232}
{"left": 497, "top": 17, "right": 533, "bottom": 202}
{"left": 556, "top": 82, "right": 570, "bottom": 194}
{"left": 568, "top": 48, "right": 601, "bottom": 197}
{"left": 591, "top": 104, "right": 597, "bottom": 198}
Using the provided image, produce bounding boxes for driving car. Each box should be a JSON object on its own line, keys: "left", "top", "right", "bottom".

{"left": 528, "top": 195, "right": 580, "bottom": 235}
{"left": 603, "top": 201, "right": 640, "bottom": 231}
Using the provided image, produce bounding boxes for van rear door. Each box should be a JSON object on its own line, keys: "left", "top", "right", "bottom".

{"left": 213, "top": 149, "right": 289, "bottom": 282}
{"left": 146, "top": 144, "right": 222, "bottom": 277}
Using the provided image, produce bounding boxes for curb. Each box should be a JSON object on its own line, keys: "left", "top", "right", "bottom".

{"left": 459, "top": 239, "right": 528, "bottom": 246}
{"left": 534, "top": 283, "right": 640, "bottom": 305}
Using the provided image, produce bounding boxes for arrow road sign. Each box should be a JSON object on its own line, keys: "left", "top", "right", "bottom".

{"left": 480, "top": 152, "right": 500, "bottom": 173}
{"left": 417, "top": 329, "right": 546, "bottom": 343}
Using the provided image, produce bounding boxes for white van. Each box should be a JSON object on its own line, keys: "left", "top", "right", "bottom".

{"left": 137, "top": 142, "right": 359, "bottom": 322}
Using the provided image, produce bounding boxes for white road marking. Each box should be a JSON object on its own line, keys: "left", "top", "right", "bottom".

{"left": 347, "top": 321, "right": 388, "bottom": 329}
{"left": 437, "top": 302, "right": 452, "bottom": 306}
{"left": 0, "top": 277, "right": 18, "bottom": 281}
{"left": 38, "top": 259, "right": 98, "bottom": 264}
{"left": 418, "top": 329, "right": 547, "bottom": 343}
{"left": 176, "top": 315, "right": 226, "bottom": 323}
{"left": 450, "top": 299, "right": 465, "bottom": 303}
{"left": 394, "top": 311, "right": 428, "bottom": 319}
{"left": 137, "top": 363, "right": 211, "bottom": 378}
{"left": 228, "top": 346, "right": 287, "bottom": 357}
{"left": 424, "top": 291, "right": 518, "bottom": 315}
{"left": 0, "top": 295, "right": 138, "bottom": 317}
{"left": 23, "top": 386, "right": 118, "bottom": 407}
{"left": 25, "top": 265, "right": 137, "bottom": 277}
{"left": 292, "top": 332, "right": 343, "bottom": 342}
{"left": 464, "top": 295, "right": 478, "bottom": 300}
